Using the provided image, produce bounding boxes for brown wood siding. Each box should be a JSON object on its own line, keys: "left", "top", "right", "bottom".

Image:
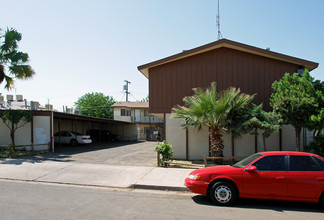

{"left": 149, "top": 47, "right": 298, "bottom": 113}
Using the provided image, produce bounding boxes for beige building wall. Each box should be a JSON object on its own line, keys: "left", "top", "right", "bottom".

{"left": 223, "top": 133, "right": 232, "bottom": 157}
{"left": 113, "top": 107, "right": 132, "bottom": 122}
{"left": 0, "top": 120, "right": 32, "bottom": 146}
{"left": 165, "top": 113, "right": 186, "bottom": 159}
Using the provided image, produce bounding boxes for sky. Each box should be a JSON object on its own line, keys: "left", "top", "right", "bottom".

{"left": 1, "top": 0, "right": 323, "bottom": 111}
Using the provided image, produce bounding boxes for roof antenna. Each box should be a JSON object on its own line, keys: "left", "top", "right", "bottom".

{"left": 217, "top": 0, "right": 223, "bottom": 40}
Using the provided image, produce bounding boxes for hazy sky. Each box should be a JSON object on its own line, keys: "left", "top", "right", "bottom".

{"left": 1, "top": 0, "right": 323, "bottom": 111}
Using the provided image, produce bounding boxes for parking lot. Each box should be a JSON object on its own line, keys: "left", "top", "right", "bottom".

{"left": 27, "top": 141, "right": 158, "bottom": 167}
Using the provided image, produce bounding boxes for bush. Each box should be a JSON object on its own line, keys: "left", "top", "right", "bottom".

{"left": 155, "top": 141, "right": 173, "bottom": 166}
{"left": 306, "top": 135, "right": 324, "bottom": 156}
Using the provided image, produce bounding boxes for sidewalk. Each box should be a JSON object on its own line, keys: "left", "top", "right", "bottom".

{"left": 0, "top": 159, "right": 195, "bottom": 191}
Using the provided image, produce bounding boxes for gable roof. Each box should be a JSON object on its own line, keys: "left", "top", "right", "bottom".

{"left": 112, "top": 102, "right": 149, "bottom": 109}
{"left": 138, "top": 39, "right": 319, "bottom": 78}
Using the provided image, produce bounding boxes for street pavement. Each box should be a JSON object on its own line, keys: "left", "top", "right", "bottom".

{"left": 0, "top": 158, "right": 195, "bottom": 191}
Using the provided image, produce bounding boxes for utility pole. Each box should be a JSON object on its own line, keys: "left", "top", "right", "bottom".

{"left": 124, "top": 80, "right": 131, "bottom": 102}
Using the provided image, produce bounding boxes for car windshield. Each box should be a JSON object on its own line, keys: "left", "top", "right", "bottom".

{"left": 71, "top": 132, "right": 83, "bottom": 135}
{"left": 232, "top": 153, "right": 262, "bottom": 168}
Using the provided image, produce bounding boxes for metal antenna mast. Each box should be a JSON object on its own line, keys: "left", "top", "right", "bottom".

{"left": 216, "top": 0, "right": 223, "bottom": 40}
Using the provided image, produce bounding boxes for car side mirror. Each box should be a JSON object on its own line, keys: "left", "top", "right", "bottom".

{"left": 245, "top": 165, "right": 257, "bottom": 172}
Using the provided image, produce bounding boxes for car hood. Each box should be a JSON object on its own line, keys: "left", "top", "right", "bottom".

{"left": 190, "top": 165, "right": 240, "bottom": 175}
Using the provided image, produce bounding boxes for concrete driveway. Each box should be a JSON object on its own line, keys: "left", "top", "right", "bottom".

{"left": 25, "top": 141, "right": 158, "bottom": 167}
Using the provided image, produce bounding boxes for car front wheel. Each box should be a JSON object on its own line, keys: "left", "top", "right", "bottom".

{"left": 70, "top": 139, "right": 78, "bottom": 146}
{"left": 210, "top": 181, "right": 237, "bottom": 206}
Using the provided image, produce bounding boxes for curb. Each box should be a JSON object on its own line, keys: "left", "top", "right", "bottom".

{"left": 132, "top": 184, "right": 189, "bottom": 192}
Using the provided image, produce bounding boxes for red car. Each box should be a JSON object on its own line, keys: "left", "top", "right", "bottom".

{"left": 185, "top": 151, "right": 324, "bottom": 207}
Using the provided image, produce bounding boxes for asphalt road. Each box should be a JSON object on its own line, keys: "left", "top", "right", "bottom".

{"left": 1, "top": 180, "right": 323, "bottom": 220}
{"left": 24, "top": 141, "right": 157, "bottom": 166}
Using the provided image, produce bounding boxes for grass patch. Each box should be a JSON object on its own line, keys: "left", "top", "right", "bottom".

{"left": 0, "top": 148, "right": 49, "bottom": 158}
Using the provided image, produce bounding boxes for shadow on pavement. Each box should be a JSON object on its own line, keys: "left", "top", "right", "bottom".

{"left": 192, "top": 195, "right": 323, "bottom": 213}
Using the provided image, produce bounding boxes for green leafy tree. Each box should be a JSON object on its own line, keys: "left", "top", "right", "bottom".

{"left": 155, "top": 140, "right": 173, "bottom": 166}
{"left": 245, "top": 104, "right": 279, "bottom": 151}
{"left": 172, "top": 83, "right": 254, "bottom": 157}
{"left": 0, "top": 110, "right": 33, "bottom": 156}
{"left": 0, "top": 28, "right": 35, "bottom": 89}
{"left": 270, "top": 70, "right": 322, "bottom": 151}
{"left": 74, "top": 92, "right": 116, "bottom": 119}
{"left": 306, "top": 79, "right": 324, "bottom": 136}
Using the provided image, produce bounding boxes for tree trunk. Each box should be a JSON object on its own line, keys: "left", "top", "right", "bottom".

{"left": 262, "top": 133, "right": 267, "bottom": 152}
{"left": 209, "top": 127, "right": 224, "bottom": 157}
{"left": 9, "top": 122, "right": 15, "bottom": 157}
{"left": 295, "top": 126, "right": 302, "bottom": 152}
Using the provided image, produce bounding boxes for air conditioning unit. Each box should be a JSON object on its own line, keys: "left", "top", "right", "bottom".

{"left": 74, "top": 109, "right": 81, "bottom": 115}
{"left": 7, "top": 95, "right": 13, "bottom": 102}
{"left": 16, "top": 95, "right": 23, "bottom": 101}
{"left": 30, "top": 101, "right": 39, "bottom": 110}
{"left": 45, "top": 104, "right": 53, "bottom": 110}
{"left": 66, "top": 108, "right": 73, "bottom": 114}
{"left": 0, "top": 95, "right": 4, "bottom": 104}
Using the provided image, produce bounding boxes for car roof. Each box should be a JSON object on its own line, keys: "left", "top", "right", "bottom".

{"left": 259, "top": 151, "right": 318, "bottom": 157}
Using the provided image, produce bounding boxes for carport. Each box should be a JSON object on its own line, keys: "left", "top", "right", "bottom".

{"left": 53, "top": 112, "right": 137, "bottom": 146}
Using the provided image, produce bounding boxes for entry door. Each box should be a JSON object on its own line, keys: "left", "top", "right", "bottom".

{"left": 243, "top": 155, "right": 287, "bottom": 198}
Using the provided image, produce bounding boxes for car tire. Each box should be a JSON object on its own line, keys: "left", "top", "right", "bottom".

{"left": 210, "top": 181, "right": 237, "bottom": 206}
{"left": 319, "top": 192, "right": 324, "bottom": 209}
{"left": 70, "top": 139, "right": 78, "bottom": 146}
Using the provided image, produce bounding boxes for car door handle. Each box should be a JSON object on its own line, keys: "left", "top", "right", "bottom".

{"left": 317, "top": 177, "right": 324, "bottom": 181}
{"left": 276, "top": 176, "right": 286, "bottom": 180}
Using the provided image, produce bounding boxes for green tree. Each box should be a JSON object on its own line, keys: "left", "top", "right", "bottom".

{"left": 172, "top": 83, "right": 254, "bottom": 157}
{"left": 0, "top": 110, "right": 33, "bottom": 156}
{"left": 270, "top": 70, "right": 322, "bottom": 151}
{"left": 245, "top": 104, "right": 279, "bottom": 151}
{"left": 0, "top": 28, "right": 35, "bottom": 89}
{"left": 74, "top": 92, "right": 116, "bottom": 119}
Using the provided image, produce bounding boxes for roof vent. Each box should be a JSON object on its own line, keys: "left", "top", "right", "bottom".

{"left": 7, "top": 95, "right": 14, "bottom": 102}
{"left": 16, "top": 95, "right": 23, "bottom": 102}
{"left": 265, "top": 47, "right": 270, "bottom": 51}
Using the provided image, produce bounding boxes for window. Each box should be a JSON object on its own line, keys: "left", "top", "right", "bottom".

{"left": 314, "top": 157, "right": 324, "bottom": 171}
{"left": 232, "top": 154, "right": 261, "bottom": 168}
{"left": 121, "top": 109, "right": 131, "bottom": 116}
{"left": 289, "top": 156, "right": 321, "bottom": 172}
{"left": 252, "top": 155, "right": 286, "bottom": 171}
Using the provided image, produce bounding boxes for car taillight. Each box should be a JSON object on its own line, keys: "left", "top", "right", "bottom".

{"left": 82, "top": 137, "right": 90, "bottom": 140}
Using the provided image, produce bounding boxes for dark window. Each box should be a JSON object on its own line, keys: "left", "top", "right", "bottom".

{"left": 313, "top": 157, "right": 324, "bottom": 171}
{"left": 253, "top": 155, "right": 286, "bottom": 171}
{"left": 289, "top": 156, "right": 321, "bottom": 171}
{"left": 121, "top": 109, "right": 131, "bottom": 116}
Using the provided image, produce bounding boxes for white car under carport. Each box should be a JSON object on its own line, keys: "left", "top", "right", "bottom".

{"left": 54, "top": 131, "right": 92, "bottom": 146}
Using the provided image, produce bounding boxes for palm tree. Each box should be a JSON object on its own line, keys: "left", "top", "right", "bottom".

{"left": 0, "top": 28, "right": 35, "bottom": 89}
{"left": 172, "top": 82, "right": 254, "bottom": 157}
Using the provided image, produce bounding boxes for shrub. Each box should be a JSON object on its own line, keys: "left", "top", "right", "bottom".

{"left": 155, "top": 141, "right": 173, "bottom": 166}
{"left": 306, "top": 135, "right": 324, "bottom": 156}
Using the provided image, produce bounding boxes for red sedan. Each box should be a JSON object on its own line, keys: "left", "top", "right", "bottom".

{"left": 185, "top": 151, "right": 324, "bottom": 207}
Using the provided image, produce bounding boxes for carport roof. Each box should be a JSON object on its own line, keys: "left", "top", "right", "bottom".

{"left": 54, "top": 112, "right": 131, "bottom": 124}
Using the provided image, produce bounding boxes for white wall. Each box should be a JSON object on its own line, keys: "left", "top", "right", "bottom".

{"left": 33, "top": 116, "right": 51, "bottom": 151}
{"left": 165, "top": 115, "right": 307, "bottom": 160}
{"left": 165, "top": 113, "right": 186, "bottom": 160}
{"left": 188, "top": 126, "right": 209, "bottom": 160}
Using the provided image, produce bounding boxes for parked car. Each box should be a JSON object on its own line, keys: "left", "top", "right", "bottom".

{"left": 54, "top": 131, "right": 92, "bottom": 146}
{"left": 89, "top": 129, "right": 120, "bottom": 142}
{"left": 185, "top": 151, "right": 324, "bottom": 208}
